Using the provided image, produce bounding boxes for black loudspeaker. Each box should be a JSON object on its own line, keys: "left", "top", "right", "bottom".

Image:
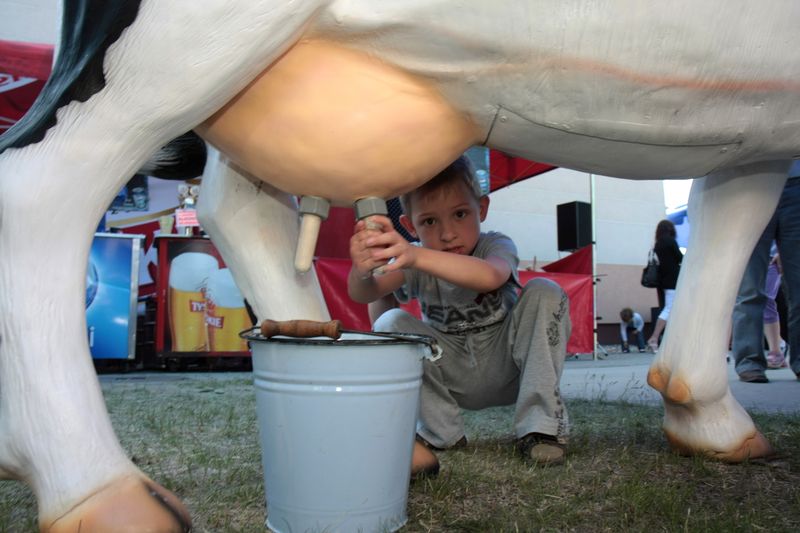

{"left": 556, "top": 201, "right": 592, "bottom": 251}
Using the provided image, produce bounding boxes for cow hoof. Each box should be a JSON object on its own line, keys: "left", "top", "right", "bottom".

{"left": 648, "top": 359, "right": 777, "bottom": 463}
{"left": 44, "top": 474, "right": 191, "bottom": 533}
{"left": 713, "top": 431, "right": 776, "bottom": 462}
{"left": 411, "top": 440, "right": 439, "bottom": 479}
{"left": 665, "top": 427, "right": 776, "bottom": 463}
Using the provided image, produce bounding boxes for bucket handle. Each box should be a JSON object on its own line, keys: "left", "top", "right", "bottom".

{"left": 240, "top": 319, "right": 442, "bottom": 361}
{"left": 259, "top": 319, "right": 343, "bottom": 339}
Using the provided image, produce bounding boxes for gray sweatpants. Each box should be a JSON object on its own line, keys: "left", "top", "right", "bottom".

{"left": 373, "top": 278, "right": 570, "bottom": 449}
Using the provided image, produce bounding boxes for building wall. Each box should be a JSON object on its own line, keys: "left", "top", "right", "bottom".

{"left": 596, "top": 263, "right": 660, "bottom": 329}
{"left": 484, "top": 167, "right": 667, "bottom": 328}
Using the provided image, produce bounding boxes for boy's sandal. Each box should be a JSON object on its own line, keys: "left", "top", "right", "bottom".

{"left": 516, "top": 433, "right": 566, "bottom": 466}
{"left": 415, "top": 434, "right": 467, "bottom": 451}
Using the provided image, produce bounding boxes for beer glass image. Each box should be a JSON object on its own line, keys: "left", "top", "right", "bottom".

{"left": 168, "top": 252, "right": 218, "bottom": 351}
{"left": 204, "top": 268, "right": 252, "bottom": 352}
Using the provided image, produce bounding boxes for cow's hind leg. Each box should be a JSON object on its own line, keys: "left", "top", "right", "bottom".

{"left": 647, "top": 161, "right": 788, "bottom": 462}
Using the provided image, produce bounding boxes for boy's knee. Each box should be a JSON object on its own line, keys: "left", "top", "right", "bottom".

{"left": 521, "top": 278, "right": 567, "bottom": 307}
{"left": 372, "top": 307, "right": 416, "bottom": 333}
{"left": 518, "top": 279, "right": 570, "bottom": 333}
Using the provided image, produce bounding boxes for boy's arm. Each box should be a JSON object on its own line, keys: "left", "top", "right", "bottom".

{"left": 350, "top": 217, "right": 513, "bottom": 297}
{"left": 368, "top": 294, "right": 399, "bottom": 324}
{"left": 401, "top": 247, "right": 512, "bottom": 293}
{"left": 363, "top": 220, "right": 514, "bottom": 293}
{"left": 352, "top": 247, "right": 511, "bottom": 298}
{"left": 347, "top": 266, "right": 405, "bottom": 304}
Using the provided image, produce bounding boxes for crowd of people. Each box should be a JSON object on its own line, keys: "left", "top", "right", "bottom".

{"left": 616, "top": 217, "right": 682, "bottom": 354}
{"left": 730, "top": 164, "right": 799, "bottom": 383}
{"left": 625, "top": 165, "right": 798, "bottom": 385}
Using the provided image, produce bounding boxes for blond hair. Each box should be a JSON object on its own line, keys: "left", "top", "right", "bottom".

{"left": 399, "top": 156, "right": 482, "bottom": 216}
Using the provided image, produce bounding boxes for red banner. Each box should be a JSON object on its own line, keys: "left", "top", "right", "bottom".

{"left": 519, "top": 270, "right": 594, "bottom": 354}
{"left": 489, "top": 150, "right": 557, "bottom": 191}
{"left": 542, "top": 244, "right": 593, "bottom": 275}
{"left": 315, "top": 257, "right": 593, "bottom": 354}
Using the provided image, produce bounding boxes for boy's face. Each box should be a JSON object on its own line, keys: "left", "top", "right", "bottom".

{"left": 400, "top": 180, "right": 489, "bottom": 255}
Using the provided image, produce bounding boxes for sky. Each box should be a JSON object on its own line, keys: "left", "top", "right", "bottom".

{"left": 663, "top": 179, "right": 693, "bottom": 211}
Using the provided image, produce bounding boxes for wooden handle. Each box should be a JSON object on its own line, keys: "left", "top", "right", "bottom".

{"left": 259, "top": 319, "right": 342, "bottom": 339}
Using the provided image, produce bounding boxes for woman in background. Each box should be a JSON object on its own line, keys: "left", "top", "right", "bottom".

{"left": 763, "top": 243, "right": 788, "bottom": 368}
{"left": 647, "top": 219, "right": 683, "bottom": 351}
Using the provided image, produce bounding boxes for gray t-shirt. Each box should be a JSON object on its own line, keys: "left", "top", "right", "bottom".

{"left": 395, "top": 231, "right": 520, "bottom": 333}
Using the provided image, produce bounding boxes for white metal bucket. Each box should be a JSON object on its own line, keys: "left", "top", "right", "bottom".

{"left": 246, "top": 330, "right": 434, "bottom": 533}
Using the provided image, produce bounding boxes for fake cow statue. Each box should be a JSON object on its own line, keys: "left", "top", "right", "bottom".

{"left": 1, "top": 0, "right": 798, "bottom": 530}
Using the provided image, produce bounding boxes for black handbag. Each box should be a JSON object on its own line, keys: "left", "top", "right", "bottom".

{"left": 641, "top": 249, "right": 660, "bottom": 288}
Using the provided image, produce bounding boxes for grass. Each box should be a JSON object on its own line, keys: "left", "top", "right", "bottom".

{"left": 1, "top": 373, "right": 799, "bottom": 532}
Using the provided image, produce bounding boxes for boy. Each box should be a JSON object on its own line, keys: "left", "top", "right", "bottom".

{"left": 619, "top": 307, "right": 647, "bottom": 353}
{"left": 348, "top": 156, "right": 571, "bottom": 476}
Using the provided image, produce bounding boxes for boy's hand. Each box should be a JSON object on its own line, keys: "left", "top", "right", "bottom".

{"left": 350, "top": 215, "right": 411, "bottom": 277}
{"left": 350, "top": 217, "right": 385, "bottom": 278}
{"left": 356, "top": 216, "right": 418, "bottom": 274}
{"left": 347, "top": 215, "right": 408, "bottom": 304}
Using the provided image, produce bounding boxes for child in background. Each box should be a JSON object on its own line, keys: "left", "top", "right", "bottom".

{"left": 619, "top": 308, "right": 646, "bottom": 353}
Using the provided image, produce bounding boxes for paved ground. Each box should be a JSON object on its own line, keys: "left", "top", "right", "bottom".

{"left": 560, "top": 350, "right": 800, "bottom": 414}
{"left": 99, "top": 348, "right": 800, "bottom": 414}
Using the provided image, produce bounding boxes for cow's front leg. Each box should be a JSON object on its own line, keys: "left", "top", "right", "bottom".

{"left": 195, "top": 152, "right": 447, "bottom": 477}
{"left": 196, "top": 147, "right": 329, "bottom": 322}
{"left": 647, "top": 161, "right": 788, "bottom": 461}
{"left": 0, "top": 145, "right": 190, "bottom": 531}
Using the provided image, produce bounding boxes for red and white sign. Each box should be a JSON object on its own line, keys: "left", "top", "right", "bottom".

{"left": 0, "top": 40, "right": 53, "bottom": 137}
{"left": 175, "top": 208, "right": 199, "bottom": 228}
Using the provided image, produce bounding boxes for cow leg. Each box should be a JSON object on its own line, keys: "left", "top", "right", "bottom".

{"left": 647, "top": 161, "right": 789, "bottom": 461}
{"left": 196, "top": 150, "right": 440, "bottom": 476}
{"left": 196, "top": 147, "right": 330, "bottom": 322}
{"left": 0, "top": 3, "right": 329, "bottom": 529}
{"left": 0, "top": 142, "right": 191, "bottom": 531}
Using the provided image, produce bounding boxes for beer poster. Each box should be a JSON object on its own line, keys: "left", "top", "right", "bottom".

{"left": 155, "top": 236, "right": 253, "bottom": 355}
{"left": 86, "top": 234, "right": 142, "bottom": 359}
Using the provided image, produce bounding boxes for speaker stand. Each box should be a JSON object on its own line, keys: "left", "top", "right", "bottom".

{"left": 593, "top": 333, "right": 608, "bottom": 360}
{"left": 589, "top": 173, "right": 606, "bottom": 360}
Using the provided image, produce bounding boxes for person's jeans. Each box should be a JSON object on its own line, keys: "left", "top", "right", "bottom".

{"left": 732, "top": 177, "right": 800, "bottom": 376}
{"left": 621, "top": 327, "right": 645, "bottom": 351}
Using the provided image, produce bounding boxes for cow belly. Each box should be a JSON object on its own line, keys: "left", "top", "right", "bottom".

{"left": 485, "top": 106, "right": 743, "bottom": 179}
{"left": 197, "top": 40, "right": 480, "bottom": 204}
